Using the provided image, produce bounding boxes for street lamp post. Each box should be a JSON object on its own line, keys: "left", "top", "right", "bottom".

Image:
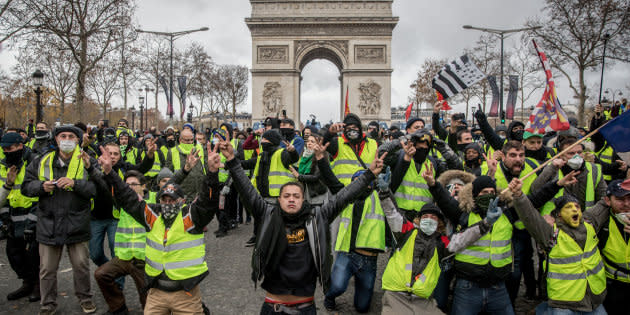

{"left": 139, "top": 96, "right": 145, "bottom": 131}
{"left": 471, "top": 106, "right": 476, "bottom": 127}
{"left": 187, "top": 103, "right": 194, "bottom": 123}
{"left": 139, "top": 86, "right": 154, "bottom": 129}
{"left": 462, "top": 25, "right": 541, "bottom": 122}
{"left": 135, "top": 27, "right": 209, "bottom": 121}
{"left": 130, "top": 106, "right": 136, "bottom": 130}
{"left": 32, "top": 70, "right": 44, "bottom": 123}
{"left": 599, "top": 34, "right": 611, "bottom": 104}
{"left": 603, "top": 89, "right": 623, "bottom": 105}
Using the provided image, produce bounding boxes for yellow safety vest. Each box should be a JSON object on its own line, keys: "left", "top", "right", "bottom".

{"left": 394, "top": 160, "right": 434, "bottom": 211}
{"left": 114, "top": 209, "right": 147, "bottom": 260}
{"left": 546, "top": 223, "right": 606, "bottom": 302}
{"left": 331, "top": 137, "right": 378, "bottom": 186}
{"left": 218, "top": 139, "right": 239, "bottom": 183}
{"left": 141, "top": 150, "right": 162, "bottom": 178}
{"left": 596, "top": 145, "right": 614, "bottom": 181}
{"left": 491, "top": 160, "right": 537, "bottom": 229}
{"left": 382, "top": 229, "right": 441, "bottom": 298}
{"left": 335, "top": 191, "right": 386, "bottom": 252}
{"left": 602, "top": 216, "right": 630, "bottom": 283}
{"left": 0, "top": 163, "right": 38, "bottom": 209}
{"left": 144, "top": 211, "right": 208, "bottom": 280}
{"left": 455, "top": 213, "right": 513, "bottom": 268}
{"left": 169, "top": 145, "right": 205, "bottom": 174}
{"left": 38, "top": 147, "right": 86, "bottom": 182}
{"left": 540, "top": 163, "right": 601, "bottom": 216}
{"left": 251, "top": 148, "right": 296, "bottom": 197}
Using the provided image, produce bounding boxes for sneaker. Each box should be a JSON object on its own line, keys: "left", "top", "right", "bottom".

{"left": 323, "top": 297, "right": 336, "bottom": 311}
{"left": 38, "top": 307, "right": 56, "bottom": 315}
{"left": 80, "top": 300, "right": 97, "bottom": 314}
{"left": 7, "top": 281, "right": 33, "bottom": 300}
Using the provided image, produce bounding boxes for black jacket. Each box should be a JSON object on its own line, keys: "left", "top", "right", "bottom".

{"left": 21, "top": 151, "right": 97, "bottom": 245}
{"left": 226, "top": 157, "right": 376, "bottom": 293}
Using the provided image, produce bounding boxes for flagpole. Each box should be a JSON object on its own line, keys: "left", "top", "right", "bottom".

{"left": 499, "top": 121, "right": 611, "bottom": 194}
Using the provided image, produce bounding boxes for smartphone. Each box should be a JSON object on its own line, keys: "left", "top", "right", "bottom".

{"left": 51, "top": 181, "right": 58, "bottom": 185}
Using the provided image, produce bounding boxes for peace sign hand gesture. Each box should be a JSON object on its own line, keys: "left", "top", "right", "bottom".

{"left": 184, "top": 148, "right": 200, "bottom": 172}
{"left": 422, "top": 161, "right": 435, "bottom": 187}
{"left": 483, "top": 152, "right": 498, "bottom": 178}
{"left": 401, "top": 139, "right": 416, "bottom": 162}
{"left": 207, "top": 143, "right": 221, "bottom": 173}
{"left": 369, "top": 151, "right": 388, "bottom": 175}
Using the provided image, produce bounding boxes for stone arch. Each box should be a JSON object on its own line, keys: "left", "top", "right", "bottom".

{"left": 247, "top": 0, "right": 398, "bottom": 124}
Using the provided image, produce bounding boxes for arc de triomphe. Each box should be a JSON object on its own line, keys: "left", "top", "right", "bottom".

{"left": 246, "top": 0, "right": 398, "bottom": 125}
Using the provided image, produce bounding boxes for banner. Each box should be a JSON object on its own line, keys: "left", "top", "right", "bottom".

{"left": 487, "top": 75, "right": 500, "bottom": 117}
{"left": 159, "top": 76, "right": 172, "bottom": 117}
{"left": 177, "top": 76, "right": 187, "bottom": 120}
{"left": 344, "top": 86, "right": 350, "bottom": 117}
{"left": 506, "top": 75, "right": 518, "bottom": 120}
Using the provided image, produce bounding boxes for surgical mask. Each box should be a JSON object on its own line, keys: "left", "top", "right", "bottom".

{"left": 345, "top": 130, "right": 360, "bottom": 141}
{"left": 419, "top": 218, "right": 438, "bottom": 235}
{"left": 4, "top": 149, "right": 23, "bottom": 167}
{"left": 35, "top": 130, "right": 49, "bottom": 140}
{"left": 567, "top": 154, "right": 584, "bottom": 170}
{"left": 303, "top": 148, "right": 313, "bottom": 158}
{"left": 615, "top": 212, "right": 630, "bottom": 226}
{"left": 160, "top": 202, "right": 182, "bottom": 220}
{"left": 58, "top": 140, "right": 77, "bottom": 153}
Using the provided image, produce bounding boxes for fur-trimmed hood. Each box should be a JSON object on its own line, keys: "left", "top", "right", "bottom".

{"left": 437, "top": 170, "right": 476, "bottom": 187}
{"left": 458, "top": 182, "right": 513, "bottom": 213}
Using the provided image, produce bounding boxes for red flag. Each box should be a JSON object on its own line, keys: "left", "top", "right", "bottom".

{"left": 344, "top": 86, "right": 350, "bottom": 116}
{"left": 405, "top": 102, "right": 414, "bottom": 121}
{"left": 436, "top": 91, "right": 452, "bottom": 111}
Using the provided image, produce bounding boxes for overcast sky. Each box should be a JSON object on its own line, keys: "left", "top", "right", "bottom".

{"left": 1, "top": 0, "right": 627, "bottom": 124}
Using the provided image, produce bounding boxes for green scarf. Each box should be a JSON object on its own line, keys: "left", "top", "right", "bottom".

{"left": 298, "top": 154, "right": 314, "bottom": 174}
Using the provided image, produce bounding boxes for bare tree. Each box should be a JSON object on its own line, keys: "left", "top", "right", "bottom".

{"left": 526, "top": 0, "right": 630, "bottom": 125}
{"left": 213, "top": 64, "right": 248, "bottom": 121}
{"left": 409, "top": 58, "right": 447, "bottom": 113}
{"left": 469, "top": 36, "right": 501, "bottom": 112}
{"left": 87, "top": 54, "right": 121, "bottom": 119}
{"left": 170, "top": 42, "right": 214, "bottom": 120}
{"left": 137, "top": 36, "right": 169, "bottom": 115}
{"left": 13, "top": 0, "right": 136, "bottom": 121}
{"left": 508, "top": 38, "right": 545, "bottom": 121}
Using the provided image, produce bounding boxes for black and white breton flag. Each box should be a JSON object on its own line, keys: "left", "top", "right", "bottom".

{"left": 432, "top": 55, "right": 486, "bottom": 99}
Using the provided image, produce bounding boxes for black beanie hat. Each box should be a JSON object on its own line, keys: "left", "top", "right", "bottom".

{"left": 262, "top": 129, "right": 282, "bottom": 146}
{"left": 472, "top": 175, "right": 496, "bottom": 197}
{"left": 551, "top": 195, "right": 580, "bottom": 217}
{"left": 405, "top": 117, "right": 425, "bottom": 131}
{"left": 416, "top": 203, "right": 445, "bottom": 223}
{"left": 343, "top": 113, "right": 362, "bottom": 131}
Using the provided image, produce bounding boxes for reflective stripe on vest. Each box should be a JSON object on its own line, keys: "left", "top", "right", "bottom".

{"left": 596, "top": 145, "right": 614, "bottom": 181}
{"left": 492, "top": 160, "right": 537, "bottom": 229}
{"left": 144, "top": 211, "right": 208, "bottom": 280}
{"left": 335, "top": 191, "right": 386, "bottom": 252}
{"left": 219, "top": 139, "right": 239, "bottom": 183}
{"left": 142, "top": 150, "right": 162, "bottom": 177}
{"left": 0, "top": 163, "right": 37, "bottom": 209}
{"left": 546, "top": 223, "right": 606, "bottom": 302}
{"left": 381, "top": 229, "right": 441, "bottom": 298}
{"left": 114, "top": 209, "right": 147, "bottom": 260}
{"left": 455, "top": 213, "right": 513, "bottom": 267}
{"left": 602, "top": 216, "right": 630, "bottom": 283}
{"left": 170, "top": 145, "right": 205, "bottom": 174}
{"left": 251, "top": 149, "right": 296, "bottom": 197}
{"left": 394, "top": 160, "right": 434, "bottom": 211}
{"left": 331, "top": 137, "right": 377, "bottom": 186}
{"left": 38, "top": 147, "right": 86, "bottom": 181}
{"left": 541, "top": 163, "right": 601, "bottom": 216}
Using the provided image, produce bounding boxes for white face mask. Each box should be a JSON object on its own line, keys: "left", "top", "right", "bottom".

{"left": 419, "top": 218, "right": 438, "bottom": 235}
{"left": 303, "top": 148, "right": 313, "bottom": 158}
{"left": 58, "top": 140, "right": 77, "bottom": 153}
{"left": 615, "top": 212, "right": 630, "bottom": 226}
{"left": 567, "top": 154, "right": 584, "bottom": 170}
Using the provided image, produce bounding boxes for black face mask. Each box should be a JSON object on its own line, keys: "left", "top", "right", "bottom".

{"left": 511, "top": 129, "right": 524, "bottom": 141}
{"left": 368, "top": 130, "right": 378, "bottom": 139}
{"left": 166, "top": 139, "right": 176, "bottom": 148}
{"left": 413, "top": 147, "right": 429, "bottom": 164}
{"left": 35, "top": 130, "right": 49, "bottom": 140}
{"left": 465, "top": 157, "right": 480, "bottom": 167}
{"left": 525, "top": 148, "right": 547, "bottom": 162}
{"left": 4, "top": 149, "right": 23, "bottom": 167}
{"left": 457, "top": 143, "right": 468, "bottom": 152}
{"left": 261, "top": 143, "right": 277, "bottom": 153}
{"left": 280, "top": 128, "right": 294, "bottom": 141}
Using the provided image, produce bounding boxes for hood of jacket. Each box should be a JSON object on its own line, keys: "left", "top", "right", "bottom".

{"left": 437, "top": 169, "right": 476, "bottom": 187}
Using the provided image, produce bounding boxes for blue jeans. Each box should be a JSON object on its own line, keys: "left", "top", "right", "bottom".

{"left": 535, "top": 301, "right": 607, "bottom": 315}
{"left": 325, "top": 251, "right": 377, "bottom": 313}
{"left": 451, "top": 278, "right": 515, "bottom": 315}
{"left": 89, "top": 218, "right": 117, "bottom": 266}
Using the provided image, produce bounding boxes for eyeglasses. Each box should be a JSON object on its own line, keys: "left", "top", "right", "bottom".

{"left": 128, "top": 183, "right": 142, "bottom": 186}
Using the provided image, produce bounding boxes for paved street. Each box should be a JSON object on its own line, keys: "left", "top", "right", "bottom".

{"left": 0, "top": 219, "right": 539, "bottom": 314}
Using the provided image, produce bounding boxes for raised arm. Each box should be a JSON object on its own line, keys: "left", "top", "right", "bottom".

{"left": 474, "top": 110, "right": 504, "bottom": 150}
{"left": 509, "top": 178, "right": 554, "bottom": 250}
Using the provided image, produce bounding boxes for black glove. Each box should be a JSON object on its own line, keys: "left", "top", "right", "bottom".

{"left": 474, "top": 109, "right": 486, "bottom": 122}
{"left": 24, "top": 229, "right": 35, "bottom": 243}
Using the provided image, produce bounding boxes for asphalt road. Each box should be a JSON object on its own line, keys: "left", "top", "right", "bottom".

{"left": 0, "top": 219, "right": 539, "bottom": 314}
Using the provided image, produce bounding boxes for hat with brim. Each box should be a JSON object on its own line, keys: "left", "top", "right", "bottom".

{"left": 523, "top": 131, "right": 544, "bottom": 140}
{"left": 0, "top": 132, "right": 23, "bottom": 148}
{"left": 607, "top": 179, "right": 630, "bottom": 197}
{"left": 157, "top": 182, "right": 184, "bottom": 200}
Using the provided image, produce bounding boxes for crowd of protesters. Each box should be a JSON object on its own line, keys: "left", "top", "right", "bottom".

{"left": 0, "top": 97, "right": 628, "bottom": 315}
